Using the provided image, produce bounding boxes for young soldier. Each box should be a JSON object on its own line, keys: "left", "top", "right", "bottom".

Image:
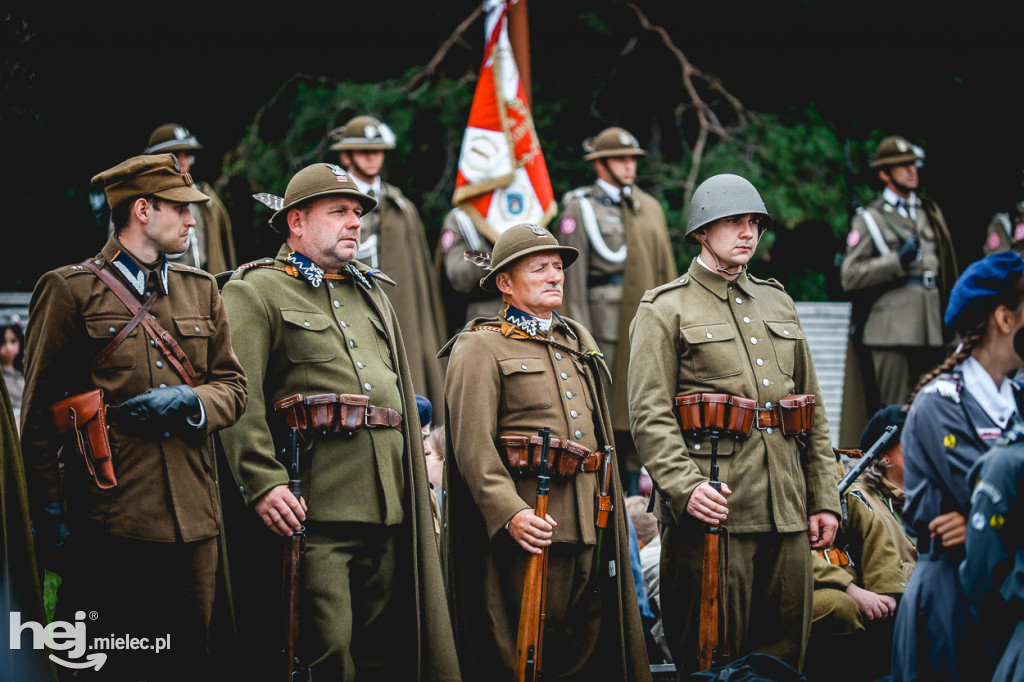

{"left": 629, "top": 174, "right": 841, "bottom": 672}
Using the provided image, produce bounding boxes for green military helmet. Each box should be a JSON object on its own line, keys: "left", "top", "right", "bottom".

{"left": 144, "top": 123, "right": 203, "bottom": 154}
{"left": 328, "top": 115, "right": 397, "bottom": 151}
{"left": 684, "top": 173, "right": 771, "bottom": 243}
{"left": 582, "top": 127, "right": 647, "bottom": 160}
{"left": 869, "top": 136, "right": 925, "bottom": 168}
{"left": 268, "top": 163, "right": 377, "bottom": 233}
{"left": 480, "top": 223, "right": 579, "bottom": 292}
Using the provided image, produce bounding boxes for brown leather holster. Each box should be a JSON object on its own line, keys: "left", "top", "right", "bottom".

{"left": 676, "top": 392, "right": 815, "bottom": 438}
{"left": 273, "top": 393, "right": 402, "bottom": 439}
{"left": 49, "top": 389, "right": 118, "bottom": 489}
{"left": 499, "top": 433, "right": 602, "bottom": 481}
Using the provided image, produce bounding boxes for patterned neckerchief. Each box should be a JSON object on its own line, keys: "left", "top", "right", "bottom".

{"left": 110, "top": 249, "right": 169, "bottom": 298}
{"left": 285, "top": 250, "right": 379, "bottom": 291}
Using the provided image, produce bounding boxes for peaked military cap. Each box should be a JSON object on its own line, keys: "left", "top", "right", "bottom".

{"left": 92, "top": 154, "right": 210, "bottom": 210}
{"left": 269, "top": 163, "right": 377, "bottom": 233}
{"left": 480, "top": 223, "right": 579, "bottom": 292}
{"left": 145, "top": 123, "right": 204, "bottom": 154}
{"left": 582, "top": 127, "right": 646, "bottom": 161}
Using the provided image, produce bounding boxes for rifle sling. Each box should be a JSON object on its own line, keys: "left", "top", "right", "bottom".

{"left": 82, "top": 259, "right": 197, "bottom": 388}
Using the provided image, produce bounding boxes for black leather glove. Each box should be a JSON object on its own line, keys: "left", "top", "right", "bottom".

{"left": 35, "top": 502, "right": 74, "bottom": 576}
{"left": 116, "top": 385, "right": 202, "bottom": 439}
{"left": 897, "top": 236, "right": 920, "bottom": 270}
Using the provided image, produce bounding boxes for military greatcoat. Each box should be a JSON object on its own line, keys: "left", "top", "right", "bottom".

{"left": 556, "top": 183, "right": 677, "bottom": 431}
{"left": 355, "top": 181, "right": 447, "bottom": 416}
{"left": 434, "top": 208, "right": 502, "bottom": 335}
{"left": 981, "top": 202, "right": 1024, "bottom": 257}
{"left": 628, "top": 259, "right": 840, "bottom": 671}
{"left": 851, "top": 477, "right": 917, "bottom": 580}
{"left": 219, "top": 245, "right": 459, "bottom": 681}
{"left": 441, "top": 305, "right": 650, "bottom": 682}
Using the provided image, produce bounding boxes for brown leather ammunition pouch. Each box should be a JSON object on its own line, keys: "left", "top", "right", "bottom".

{"left": 499, "top": 433, "right": 602, "bottom": 481}
{"left": 678, "top": 392, "right": 815, "bottom": 438}
{"left": 49, "top": 389, "right": 117, "bottom": 489}
{"left": 754, "top": 393, "right": 816, "bottom": 436}
{"left": 273, "top": 393, "right": 402, "bottom": 439}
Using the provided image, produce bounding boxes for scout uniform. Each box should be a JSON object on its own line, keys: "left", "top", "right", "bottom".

{"left": 218, "top": 164, "right": 459, "bottom": 681}
{"left": 330, "top": 116, "right": 448, "bottom": 416}
{"left": 441, "top": 224, "right": 650, "bottom": 681}
{"left": 891, "top": 253, "right": 1024, "bottom": 682}
{"left": 839, "top": 136, "right": 957, "bottom": 408}
{"left": 960, "top": 422, "right": 1024, "bottom": 681}
{"left": 629, "top": 174, "right": 840, "bottom": 672}
{"left": 557, "top": 127, "right": 677, "bottom": 491}
{"left": 435, "top": 207, "right": 502, "bottom": 334}
{"left": 20, "top": 154, "right": 248, "bottom": 677}
{"left": 144, "top": 123, "right": 237, "bottom": 274}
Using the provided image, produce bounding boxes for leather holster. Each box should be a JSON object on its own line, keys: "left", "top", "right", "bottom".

{"left": 50, "top": 389, "right": 117, "bottom": 489}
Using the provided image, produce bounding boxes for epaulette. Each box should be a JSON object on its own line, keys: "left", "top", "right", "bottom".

{"left": 921, "top": 373, "right": 962, "bottom": 404}
{"left": 747, "top": 273, "right": 786, "bottom": 291}
{"left": 61, "top": 263, "right": 95, "bottom": 278}
{"left": 640, "top": 275, "right": 690, "bottom": 303}
{"left": 167, "top": 263, "right": 212, "bottom": 279}
{"left": 232, "top": 258, "right": 278, "bottom": 278}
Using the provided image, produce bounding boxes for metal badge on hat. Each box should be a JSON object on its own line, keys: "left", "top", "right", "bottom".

{"left": 527, "top": 223, "right": 546, "bottom": 236}
{"left": 327, "top": 164, "right": 348, "bottom": 179}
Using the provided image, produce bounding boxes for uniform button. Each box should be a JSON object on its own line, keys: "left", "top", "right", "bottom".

{"left": 194, "top": 326, "right": 201, "bottom": 333}
{"left": 150, "top": 339, "right": 157, "bottom": 347}
{"left": 163, "top": 432, "right": 171, "bottom": 439}
{"left": 694, "top": 443, "right": 701, "bottom": 451}
{"left": 560, "top": 372, "right": 569, "bottom": 379}
{"left": 549, "top": 336, "right": 554, "bottom": 341}
{"left": 706, "top": 332, "right": 713, "bottom": 339}
{"left": 571, "top": 410, "right": 579, "bottom": 418}
{"left": 304, "top": 321, "right": 311, "bottom": 327}
{"left": 364, "top": 382, "right": 372, "bottom": 391}
{"left": 349, "top": 340, "right": 355, "bottom": 348}
{"left": 333, "top": 301, "right": 341, "bottom": 309}
{"left": 575, "top": 430, "right": 583, "bottom": 439}
{"left": 108, "top": 326, "right": 116, "bottom": 334}
{"left": 565, "top": 391, "right": 573, "bottom": 399}
{"left": 240, "top": 485, "right": 245, "bottom": 493}
{"left": 357, "top": 362, "right": 365, "bottom": 369}
{"left": 159, "top": 384, "right": 166, "bottom": 388}
{"left": 767, "top": 427, "right": 774, "bottom": 434}
{"left": 750, "top": 337, "right": 758, "bottom": 345}
{"left": 264, "top": 259, "right": 273, "bottom": 263}
{"left": 743, "top": 317, "right": 751, "bottom": 324}
{"left": 762, "top": 379, "right": 770, "bottom": 387}
{"left": 521, "top": 364, "right": 528, "bottom": 370}
{"left": 94, "top": 260, "right": 102, "bottom": 265}
{"left": 555, "top": 352, "right": 562, "bottom": 360}
{"left": 156, "top": 360, "right": 164, "bottom": 368}
{"left": 765, "top": 402, "right": 772, "bottom": 408}
{"left": 735, "top": 297, "right": 743, "bottom": 304}
{"left": 328, "top": 281, "right": 335, "bottom": 289}
{"left": 784, "top": 330, "right": 790, "bottom": 336}
{"left": 341, "top": 321, "right": 349, "bottom": 328}
{"left": 756, "top": 358, "right": 764, "bottom": 366}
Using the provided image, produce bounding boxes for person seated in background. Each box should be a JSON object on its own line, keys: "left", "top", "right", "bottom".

{"left": 417, "top": 395, "right": 442, "bottom": 538}
{"left": 625, "top": 494, "right": 672, "bottom": 664}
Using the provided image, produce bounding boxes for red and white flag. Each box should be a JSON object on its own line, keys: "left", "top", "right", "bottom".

{"left": 452, "top": 0, "right": 556, "bottom": 243}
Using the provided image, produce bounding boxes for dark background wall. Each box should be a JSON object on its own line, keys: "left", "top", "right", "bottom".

{"left": 3, "top": 1, "right": 1021, "bottom": 291}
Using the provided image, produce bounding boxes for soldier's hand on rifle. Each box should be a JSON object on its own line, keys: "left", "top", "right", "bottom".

{"left": 686, "top": 481, "right": 731, "bottom": 525}
{"left": 116, "top": 385, "right": 202, "bottom": 439}
{"left": 845, "top": 584, "right": 897, "bottom": 620}
{"left": 929, "top": 510, "right": 966, "bottom": 548}
{"left": 808, "top": 511, "right": 839, "bottom": 548}
{"left": 255, "top": 484, "right": 308, "bottom": 537}
{"left": 897, "top": 237, "right": 921, "bottom": 271}
{"left": 508, "top": 508, "right": 557, "bottom": 555}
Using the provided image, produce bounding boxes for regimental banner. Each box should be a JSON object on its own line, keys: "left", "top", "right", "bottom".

{"left": 452, "top": 0, "right": 556, "bottom": 244}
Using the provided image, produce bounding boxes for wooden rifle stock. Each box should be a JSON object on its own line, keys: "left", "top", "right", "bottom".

{"left": 514, "top": 426, "right": 552, "bottom": 682}
{"left": 282, "top": 428, "right": 307, "bottom": 681}
{"left": 698, "top": 430, "right": 729, "bottom": 671}
{"left": 593, "top": 445, "right": 614, "bottom": 593}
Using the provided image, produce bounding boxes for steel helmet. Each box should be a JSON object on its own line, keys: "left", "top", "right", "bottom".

{"left": 582, "top": 127, "right": 646, "bottom": 161}
{"left": 684, "top": 174, "right": 771, "bottom": 243}
{"left": 328, "top": 116, "right": 397, "bottom": 151}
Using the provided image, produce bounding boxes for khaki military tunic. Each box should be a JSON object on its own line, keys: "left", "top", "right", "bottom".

{"left": 219, "top": 245, "right": 460, "bottom": 681}
{"left": 356, "top": 181, "right": 447, "bottom": 417}
{"left": 434, "top": 208, "right": 502, "bottom": 334}
{"left": 628, "top": 259, "right": 841, "bottom": 671}
{"left": 982, "top": 204, "right": 1024, "bottom": 257}
{"left": 852, "top": 478, "right": 917, "bottom": 579}
{"left": 840, "top": 194, "right": 957, "bottom": 407}
{"left": 441, "top": 307, "right": 650, "bottom": 681}
{"left": 557, "top": 183, "right": 677, "bottom": 431}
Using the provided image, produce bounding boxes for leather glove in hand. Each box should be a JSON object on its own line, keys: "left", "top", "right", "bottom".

{"left": 35, "top": 501, "right": 74, "bottom": 576}
{"left": 897, "top": 236, "right": 921, "bottom": 270}
{"left": 117, "top": 385, "right": 201, "bottom": 439}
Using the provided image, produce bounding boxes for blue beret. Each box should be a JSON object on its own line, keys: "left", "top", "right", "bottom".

{"left": 944, "top": 251, "right": 1024, "bottom": 329}
{"left": 415, "top": 394, "right": 432, "bottom": 428}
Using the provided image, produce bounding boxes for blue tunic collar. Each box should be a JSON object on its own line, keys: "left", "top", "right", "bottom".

{"left": 110, "top": 248, "right": 169, "bottom": 298}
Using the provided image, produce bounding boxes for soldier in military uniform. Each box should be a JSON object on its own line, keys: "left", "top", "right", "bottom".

{"left": 441, "top": 223, "right": 650, "bottom": 681}
{"left": 628, "top": 174, "right": 841, "bottom": 672}
{"left": 981, "top": 168, "right": 1024, "bottom": 257}
{"left": 143, "top": 123, "right": 237, "bottom": 274}
{"left": 218, "top": 163, "right": 459, "bottom": 681}
{"left": 960, "top": 411, "right": 1024, "bottom": 682}
{"left": 20, "top": 154, "right": 248, "bottom": 679}
{"left": 556, "top": 126, "right": 677, "bottom": 494}
{"left": 329, "top": 115, "right": 447, "bottom": 416}
{"left": 435, "top": 207, "right": 503, "bottom": 335}
{"left": 840, "top": 135, "right": 958, "bottom": 409}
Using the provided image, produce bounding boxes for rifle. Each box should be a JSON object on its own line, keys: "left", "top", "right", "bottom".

{"left": 281, "top": 427, "right": 308, "bottom": 681}
{"left": 837, "top": 425, "right": 899, "bottom": 495}
{"left": 514, "top": 426, "right": 552, "bottom": 682}
{"left": 697, "top": 429, "right": 730, "bottom": 671}
{"left": 592, "top": 445, "right": 614, "bottom": 593}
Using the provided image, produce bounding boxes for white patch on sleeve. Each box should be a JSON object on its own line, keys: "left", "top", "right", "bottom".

{"left": 921, "top": 378, "right": 961, "bottom": 403}
{"left": 971, "top": 511, "right": 986, "bottom": 531}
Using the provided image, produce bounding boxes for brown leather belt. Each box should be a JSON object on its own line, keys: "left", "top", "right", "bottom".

{"left": 273, "top": 393, "right": 402, "bottom": 438}
{"left": 499, "top": 433, "right": 602, "bottom": 481}
{"left": 676, "top": 393, "right": 816, "bottom": 438}
{"left": 817, "top": 548, "right": 854, "bottom": 567}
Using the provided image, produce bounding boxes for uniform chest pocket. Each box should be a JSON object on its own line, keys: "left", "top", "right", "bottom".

{"left": 173, "top": 316, "right": 213, "bottom": 376}
{"left": 499, "top": 357, "right": 553, "bottom": 412}
{"left": 369, "top": 317, "right": 394, "bottom": 371}
{"left": 85, "top": 315, "right": 138, "bottom": 371}
{"left": 764, "top": 320, "right": 804, "bottom": 377}
{"left": 681, "top": 323, "right": 741, "bottom": 380}
{"left": 281, "top": 309, "right": 335, "bottom": 363}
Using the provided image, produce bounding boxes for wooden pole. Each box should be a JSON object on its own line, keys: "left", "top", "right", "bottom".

{"left": 507, "top": 0, "right": 532, "bottom": 109}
